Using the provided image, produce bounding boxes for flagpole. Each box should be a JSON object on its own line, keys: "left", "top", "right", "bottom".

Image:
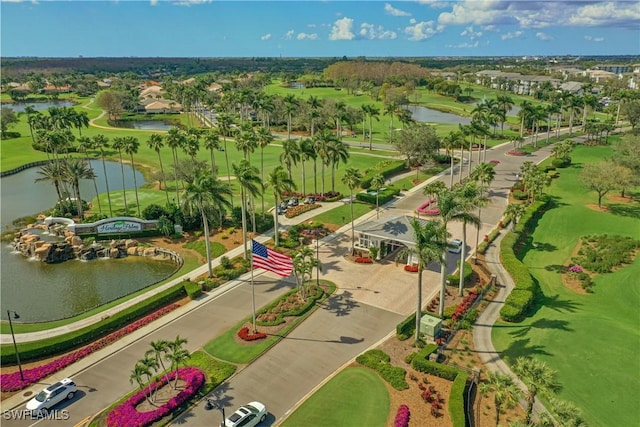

{"left": 250, "top": 244, "right": 257, "bottom": 333}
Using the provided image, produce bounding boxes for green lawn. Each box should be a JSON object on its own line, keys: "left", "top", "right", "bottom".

{"left": 310, "top": 201, "right": 374, "bottom": 227}
{"left": 492, "top": 142, "right": 640, "bottom": 427}
{"left": 280, "top": 367, "right": 389, "bottom": 427}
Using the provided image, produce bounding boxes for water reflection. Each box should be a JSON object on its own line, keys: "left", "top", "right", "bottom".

{"left": 406, "top": 105, "right": 471, "bottom": 125}
{"left": 112, "top": 120, "right": 173, "bottom": 131}
{"left": 2, "top": 101, "right": 75, "bottom": 113}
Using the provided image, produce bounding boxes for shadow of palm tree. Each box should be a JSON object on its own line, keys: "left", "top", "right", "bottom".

{"left": 539, "top": 293, "right": 582, "bottom": 313}
{"left": 508, "top": 318, "right": 574, "bottom": 338}
{"left": 382, "top": 219, "right": 409, "bottom": 237}
{"left": 321, "top": 291, "right": 359, "bottom": 316}
{"left": 173, "top": 382, "right": 234, "bottom": 425}
{"left": 544, "top": 264, "right": 566, "bottom": 273}
{"left": 502, "top": 338, "right": 553, "bottom": 363}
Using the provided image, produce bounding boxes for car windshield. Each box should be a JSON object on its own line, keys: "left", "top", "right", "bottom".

{"left": 34, "top": 391, "right": 49, "bottom": 402}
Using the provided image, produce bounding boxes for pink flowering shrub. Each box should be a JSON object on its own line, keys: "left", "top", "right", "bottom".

{"left": 237, "top": 327, "right": 267, "bottom": 341}
{"left": 568, "top": 265, "right": 583, "bottom": 273}
{"left": 0, "top": 304, "right": 180, "bottom": 392}
{"left": 394, "top": 404, "right": 410, "bottom": 427}
{"left": 107, "top": 367, "right": 205, "bottom": 427}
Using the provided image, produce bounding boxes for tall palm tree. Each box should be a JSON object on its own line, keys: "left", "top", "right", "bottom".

{"left": 341, "top": 167, "right": 362, "bottom": 252}
{"left": 395, "top": 218, "right": 448, "bottom": 342}
{"left": 111, "top": 136, "right": 129, "bottom": 215}
{"left": 63, "top": 157, "right": 95, "bottom": 219}
{"left": 307, "top": 95, "right": 322, "bottom": 138}
{"left": 314, "top": 129, "right": 335, "bottom": 196}
{"left": 35, "top": 161, "right": 66, "bottom": 210}
{"left": 232, "top": 160, "right": 262, "bottom": 258}
{"left": 280, "top": 139, "right": 301, "bottom": 181}
{"left": 182, "top": 170, "right": 232, "bottom": 277}
{"left": 166, "top": 128, "right": 185, "bottom": 205}
{"left": 166, "top": 336, "right": 190, "bottom": 389}
{"left": 93, "top": 134, "right": 113, "bottom": 216}
{"left": 371, "top": 173, "right": 385, "bottom": 219}
{"left": 138, "top": 354, "right": 159, "bottom": 402}
{"left": 123, "top": 136, "right": 142, "bottom": 217}
{"left": 454, "top": 182, "right": 484, "bottom": 296}
{"left": 183, "top": 127, "right": 202, "bottom": 161}
{"left": 470, "top": 163, "right": 495, "bottom": 263}
{"left": 366, "top": 104, "right": 380, "bottom": 150}
{"left": 496, "top": 94, "right": 514, "bottom": 135}
{"left": 235, "top": 124, "right": 257, "bottom": 162}
{"left": 216, "top": 112, "right": 234, "bottom": 185}
{"left": 512, "top": 357, "right": 561, "bottom": 425}
{"left": 443, "top": 130, "right": 464, "bottom": 189}
{"left": 203, "top": 129, "right": 221, "bottom": 178}
{"left": 283, "top": 94, "right": 299, "bottom": 141}
{"left": 479, "top": 371, "right": 522, "bottom": 427}
{"left": 298, "top": 137, "right": 314, "bottom": 196}
{"left": 77, "top": 136, "right": 102, "bottom": 215}
{"left": 518, "top": 100, "right": 535, "bottom": 138}
{"left": 327, "top": 139, "right": 350, "bottom": 193}
{"left": 129, "top": 363, "right": 153, "bottom": 404}
{"left": 147, "top": 133, "right": 171, "bottom": 205}
{"left": 255, "top": 126, "right": 273, "bottom": 215}
{"left": 146, "top": 339, "right": 171, "bottom": 385}
{"left": 267, "top": 165, "right": 296, "bottom": 247}
{"left": 333, "top": 100, "right": 347, "bottom": 139}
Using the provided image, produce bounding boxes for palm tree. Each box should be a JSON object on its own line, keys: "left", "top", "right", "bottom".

{"left": 504, "top": 202, "right": 527, "bottom": 230}
{"left": 93, "top": 134, "right": 114, "bottom": 216}
{"left": 341, "top": 167, "right": 362, "bottom": 252}
{"left": 203, "top": 129, "right": 221, "bottom": 178}
{"left": 451, "top": 182, "right": 482, "bottom": 296}
{"left": 123, "top": 136, "right": 142, "bottom": 217}
{"left": 307, "top": 95, "right": 322, "bottom": 138}
{"left": 256, "top": 126, "right": 273, "bottom": 216}
{"left": 129, "top": 363, "right": 153, "bottom": 404}
{"left": 77, "top": 136, "right": 102, "bottom": 215}
{"left": 216, "top": 112, "right": 234, "bottom": 185}
{"left": 366, "top": 104, "right": 380, "bottom": 150}
{"left": 442, "top": 131, "right": 462, "bottom": 189}
{"left": 147, "top": 133, "right": 171, "bottom": 204}
{"left": 267, "top": 166, "right": 296, "bottom": 247}
{"left": 395, "top": 218, "right": 448, "bottom": 341}
{"left": 146, "top": 339, "right": 171, "bottom": 385}
{"left": 479, "top": 371, "right": 522, "bottom": 427}
{"left": 327, "top": 139, "right": 350, "bottom": 193}
{"left": 371, "top": 173, "right": 385, "bottom": 219}
{"left": 280, "top": 139, "right": 301, "bottom": 181}
{"left": 564, "top": 94, "right": 583, "bottom": 135}
{"left": 166, "top": 336, "right": 189, "bottom": 389}
{"left": 470, "top": 163, "right": 495, "bottom": 263}
{"left": 138, "top": 354, "right": 159, "bottom": 402}
{"left": 235, "top": 124, "right": 257, "bottom": 161}
{"left": 512, "top": 357, "right": 561, "bottom": 425}
{"left": 232, "top": 160, "right": 262, "bottom": 258}
{"left": 314, "top": 129, "right": 335, "bottom": 196}
{"left": 283, "top": 94, "right": 299, "bottom": 141}
{"left": 63, "top": 157, "right": 95, "bottom": 219}
{"left": 292, "top": 246, "right": 321, "bottom": 301}
{"left": 111, "top": 136, "right": 129, "bottom": 215}
{"left": 166, "top": 128, "right": 185, "bottom": 206}
{"left": 182, "top": 170, "right": 232, "bottom": 277}
{"left": 35, "top": 161, "right": 66, "bottom": 210}
{"left": 518, "top": 100, "right": 535, "bottom": 138}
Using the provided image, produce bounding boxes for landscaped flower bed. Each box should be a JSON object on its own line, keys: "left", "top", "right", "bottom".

{"left": 404, "top": 265, "right": 419, "bottom": 273}
{"left": 106, "top": 367, "right": 205, "bottom": 427}
{"left": 507, "top": 150, "right": 526, "bottom": 156}
{"left": 0, "top": 304, "right": 180, "bottom": 392}
{"left": 284, "top": 203, "right": 320, "bottom": 218}
{"left": 237, "top": 326, "right": 267, "bottom": 341}
{"left": 355, "top": 257, "right": 373, "bottom": 264}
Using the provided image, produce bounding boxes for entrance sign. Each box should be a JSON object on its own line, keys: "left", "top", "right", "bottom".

{"left": 97, "top": 220, "right": 142, "bottom": 234}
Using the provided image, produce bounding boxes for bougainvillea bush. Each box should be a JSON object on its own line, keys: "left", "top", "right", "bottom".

{"left": 107, "top": 367, "right": 205, "bottom": 427}
{"left": 0, "top": 304, "right": 180, "bottom": 392}
{"left": 394, "top": 404, "right": 410, "bottom": 427}
{"left": 237, "top": 327, "right": 267, "bottom": 341}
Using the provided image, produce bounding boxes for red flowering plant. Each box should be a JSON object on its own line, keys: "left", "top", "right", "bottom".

{"left": 237, "top": 327, "right": 267, "bottom": 341}
{"left": 106, "top": 367, "right": 205, "bottom": 427}
{"left": 0, "top": 304, "right": 180, "bottom": 392}
{"left": 404, "top": 264, "right": 419, "bottom": 273}
{"left": 394, "top": 404, "right": 410, "bottom": 427}
{"left": 354, "top": 257, "right": 373, "bottom": 264}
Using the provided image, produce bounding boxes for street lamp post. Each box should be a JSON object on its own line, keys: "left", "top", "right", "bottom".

{"left": 316, "top": 237, "right": 320, "bottom": 285}
{"left": 205, "top": 398, "right": 226, "bottom": 427}
{"left": 7, "top": 310, "right": 24, "bottom": 381}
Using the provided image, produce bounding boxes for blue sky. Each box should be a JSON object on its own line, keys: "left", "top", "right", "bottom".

{"left": 1, "top": 1, "right": 639, "bottom": 58}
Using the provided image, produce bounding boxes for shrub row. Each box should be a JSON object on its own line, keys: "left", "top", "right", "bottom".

{"left": 446, "top": 262, "right": 474, "bottom": 287}
{"left": 355, "top": 186, "right": 401, "bottom": 205}
{"left": 183, "top": 280, "right": 202, "bottom": 300}
{"left": 355, "top": 349, "right": 409, "bottom": 391}
{"left": 477, "top": 227, "right": 502, "bottom": 255}
{"left": 255, "top": 286, "right": 324, "bottom": 326}
{"left": 0, "top": 283, "right": 187, "bottom": 364}
{"left": 499, "top": 199, "right": 548, "bottom": 322}
{"left": 396, "top": 311, "right": 428, "bottom": 341}
{"left": 449, "top": 372, "right": 469, "bottom": 427}
{"left": 359, "top": 160, "right": 408, "bottom": 189}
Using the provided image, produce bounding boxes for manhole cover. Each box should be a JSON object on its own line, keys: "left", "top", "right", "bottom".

{"left": 23, "top": 391, "right": 33, "bottom": 397}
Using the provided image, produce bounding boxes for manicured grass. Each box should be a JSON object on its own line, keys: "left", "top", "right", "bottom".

{"left": 492, "top": 140, "right": 640, "bottom": 427}
{"left": 310, "top": 201, "right": 374, "bottom": 227}
{"left": 183, "top": 240, "right": 227, "bottom": 260}
{"left": 204, "top": 281, "right": 336, "bottom": 364}
{"left": 280, "top": 367, "right": 389, "bottom": 427}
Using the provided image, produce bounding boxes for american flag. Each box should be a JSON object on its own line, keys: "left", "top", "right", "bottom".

{"left": 251, "top": 240, "right": 294, "bottom": 277}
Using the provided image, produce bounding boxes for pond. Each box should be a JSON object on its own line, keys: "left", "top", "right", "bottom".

{"left": 112, "top": 120, "right": 174, "bottom": 131}
{"left": 289, "top": 83, "right": 305, "bottom": 89}
{"left": 0, "top": 162, "right": 180, "bottom": 323}
{"left": 2, "top": 101, "right": 75, "bottom": 113}
{"left": 406, "top": 105, "right": 471, "bottom": 125}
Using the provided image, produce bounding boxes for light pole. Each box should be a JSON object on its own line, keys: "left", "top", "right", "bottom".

{"left": 205, "top": 398, "right": 226, "bottom": 427}
{"left": 7, "top": 310, "right": 24, "bottom": 381}
{"left": 316, "top": 237, "right": 320, "bottom": 285}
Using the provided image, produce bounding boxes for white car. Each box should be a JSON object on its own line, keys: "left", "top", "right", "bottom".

{"left": 224, "top": 401, "right": 267, "bottom": 427}
{"left": 448, "top": 239, "right": 463, "bottom": 254}
{"left": 26, "top": 378, "right": 77, "bottom": 412}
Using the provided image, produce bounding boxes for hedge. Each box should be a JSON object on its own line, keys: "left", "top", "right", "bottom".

{"left": 449, "top": 372, "right": 469, "bottom": 427}
{"left": 396, "top": 311, "right": 430, "bottom": 341}
{"left": 183, "top": 281, "right": 202, "bottom": 300}
{"left": 255, "top": 286, "right": 324, "bottom": 326}
{"left": 446, "top": 262, "right": 474, "bottom": 287}
{"left": 0, "top": 283, "right": 187, "bottom": 364}
{"left": 355, "top": 187, "right": 401, "bottom": 205}
{"left": 355, "top": 349, "right": 409, "bottom": 390}
{"left": 360, "top": 160, "right": 408, "bottom": 189}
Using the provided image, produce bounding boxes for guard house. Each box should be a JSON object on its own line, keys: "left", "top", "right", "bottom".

{"left": 353, "top": 215, "right": 430, "bottom": 263}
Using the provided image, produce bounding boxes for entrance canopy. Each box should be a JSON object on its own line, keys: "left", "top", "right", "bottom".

{"left": 354, "top": 215, "right": 430, "bottom": 249}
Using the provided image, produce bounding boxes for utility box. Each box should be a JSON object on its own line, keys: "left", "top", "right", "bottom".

{"left": 420, "top": 314, "right": 442, "bottom": 338}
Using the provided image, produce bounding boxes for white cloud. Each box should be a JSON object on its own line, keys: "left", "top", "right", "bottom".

{"left": 261, "top": 33, "right": 272, "bottom": 41}
{"left": 329, "top": 17, "right": 355, "bottom": 40}
{"left": 482, "top": 25, "right": 499, "bottom": 32}
{"left": 360, "top": 23, "right": 397, "bottom": 40}
{"left": 584, "top": 35, "right": 605, "bottom": 42}
{"left": 409, "top": 18, "right": 416, "bottom": 24}
{"left": 384, "top": 3, "right": 410, "bottom": 17}
{"left": 568, "top": 2, "right": 640, "bottom": 28}
{"left": 297, "top": 32, "right": 318, "bottom": 41}
{"left": 501, "top": 30, "right": 523, "bottom": 40}
{"left": 404, "top": 20, "right": 443, "bottom": 41}
{"left": 447, "top": 41, "right": 480, "bottom": 49}
{"left": 536, "top": 32, "right": 553, "bottom": 41}
{"left": 284, "top": 30, "right": 294, "bottom": 40}
{"left": 460, "top": 26, "right": 482, "bottom": 40}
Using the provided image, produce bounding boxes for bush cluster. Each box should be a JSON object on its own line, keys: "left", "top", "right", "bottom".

{"left": 355, "top": 349, "right": 409, "bottom": 390}
{"left": 183, "top": 280, "right": 202, "bottom": 300}
{"left": 356, "top": 186, "right": 401, "bottom": 205}
{"left": 359, "top": 160, "right": 407, "bottom": 189}
{"left": 394, "top": 405, "right": 410, "bottom": 427}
